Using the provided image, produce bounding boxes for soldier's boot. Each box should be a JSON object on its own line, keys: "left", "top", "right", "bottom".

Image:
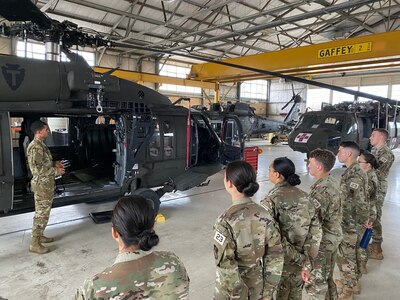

{"left": 369, "top": 243, "right": 384, "bottom": 260}
{"left": 335, "top": 280, "right": 360, "bottom": 294}
{"left": 360, "top": 261, "right": 368, "bottom": 274}
{"left": 39, "top": 235, "right": 54, "bottom": 243}
{"left": 337, "top": 287, "right": 353, "bottom": 300}
{"left": 352, "top": 282, "right": 361, "bottom": 295}
{"left": 29, "top": 237, "right": 49, "bottom": 254}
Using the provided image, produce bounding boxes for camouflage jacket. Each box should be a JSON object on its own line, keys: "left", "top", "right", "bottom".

{"left": 373, "top": 145, "right": 394, "bottom": 189}
{"left": 309, "top": 176, "right": 343, "bottom": 252}
{"left": 213, "top": 197, "right": 284, "bottom": 300}
{"left": 74, "top": 250, "right": 189, "bottom": 300}
{"left": 340, "top": 163, "right": 369, "bottom": 235}
{"left": 27, "top": 138, "right": 56, "bottom": 186}
{"left": 261, "top": 181, "right": 322, "bottom": 270}
{"left": 366, "top": 169, "right": 378, "bottom": 222}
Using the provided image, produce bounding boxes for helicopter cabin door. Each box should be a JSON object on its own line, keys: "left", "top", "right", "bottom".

{"left": 221, "top": 115, "right": 244, "bottom": 164}
{"left": 0, "top": 112, "right": 14, "bottom": 213}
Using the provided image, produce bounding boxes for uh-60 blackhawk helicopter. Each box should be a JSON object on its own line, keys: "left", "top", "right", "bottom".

{"left": 193, "top": 84, "right": 303, "bottom": 143}
{"left": 0, "top": 0, "right": 245, "bottom": 216}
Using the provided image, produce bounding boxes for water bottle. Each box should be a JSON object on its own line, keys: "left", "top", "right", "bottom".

{"left": 360, "top": 228, "right": 373, "bottom": 249}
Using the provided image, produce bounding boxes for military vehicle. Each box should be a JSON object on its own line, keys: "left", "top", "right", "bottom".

{"left": 0, "top": 53, "right": 244, "bottom": 216}
{"left": 288, "top": 101, "right": 400, "bottom": 155}
{"left": 194, "top": 87, "right": 302, "bottom": 143}
{"left": 0, "top": 0, "right": 245, "bottom": 216}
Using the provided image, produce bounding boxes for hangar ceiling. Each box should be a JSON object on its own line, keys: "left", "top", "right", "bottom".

{"left": 4, "top": 0, "right": 400, "bottom": 63}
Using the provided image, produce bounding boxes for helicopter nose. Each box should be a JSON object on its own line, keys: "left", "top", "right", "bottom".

{"left": 307, "top": 133, "right": 341, "bottom": 153}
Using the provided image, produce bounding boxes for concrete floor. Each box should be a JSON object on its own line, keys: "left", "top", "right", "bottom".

{"left": 0, "top": 141, "right": 399, "bottom": 299}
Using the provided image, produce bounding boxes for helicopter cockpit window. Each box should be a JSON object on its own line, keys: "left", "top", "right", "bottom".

{"left": 224, "top": 120, "right": 241, "bottom": 148}
{"left": 149, "top": 122, "right": 161, "bottom": 159}
{"left": 162, "top": 120, "right": 175, "bottom": 159}
{"left": 297, "top": 114, "right": 345, "bottom": 131}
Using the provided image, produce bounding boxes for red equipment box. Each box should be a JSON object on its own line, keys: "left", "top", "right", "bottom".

{"left": 244, "top": 146, "right": 259, "bottom": 171}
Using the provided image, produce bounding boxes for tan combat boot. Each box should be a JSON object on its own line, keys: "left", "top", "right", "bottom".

{"left": 40, "top": 235, "right": 54, "bottom": 243}
{"left": 337, "top": 287, "right": 353, "bottom": 300}
{"left": 360, "top": 261, "right": 368, "bottom": 274}
{"left": 335, "top": 280, "right": 360, "bottom": 294}
{"left": 29, "top": 237, "right": 49, "bottom": 254}
{"left": 369, "top": 243, "right": 384, "bottom": 260}
{"left": 352, "top": 282, "right": 361, "bottom": 295}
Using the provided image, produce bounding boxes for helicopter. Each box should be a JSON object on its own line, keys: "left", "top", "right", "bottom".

{"left": 288, "top": 100, "right": 400, "bottom": 155}
{"left": 203, "top": 84, "right": 302, "bottom": 144}
{"left": 0, "top": 0, "right": 245, "bottom": 216}
{"left": 193, "top": 85, "right": 302, "bottom": 143}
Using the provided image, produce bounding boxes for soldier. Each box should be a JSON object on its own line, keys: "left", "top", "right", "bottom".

{"left": 27, "top": 120, "right": 64, "bottom": 254}
{"left": 74, "top": 195, "right": 189, "bottom": 299}
{"left": 335, "top": 141, "right": 369, "bottom": 300}
{"left": 261, "top": 157, "right": 322, "bottom": 300}
{"left": 303, "top": 149, "right": 342, "bottom": 300}
{"left": 358, "top": 150, "right": 378, "bottom": 274}
{"left": 213, "top": 161, "right": 284, "bottom": 300}
{"left": 368, "top": 128, "right": 395, "bottom": 259}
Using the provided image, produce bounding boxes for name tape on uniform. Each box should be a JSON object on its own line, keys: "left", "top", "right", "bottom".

{"left": 214, "top": 231, "right": 226, "bottom": 246}
{"left": 318, "top": 42, "right": 372, "bottom": 58}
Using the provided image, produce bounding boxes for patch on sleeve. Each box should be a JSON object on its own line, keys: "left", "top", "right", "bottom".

{"left": 380, "top": 157, "right": 388, "bottom": 163}
{"left": 349, "top": 182, "right": 359, "bottom": 189}
{"left": 312, "top": 198, "right": 321, "bottom": 210}
{"left": 214, "top": 231, "right": 226, "bottom": 246}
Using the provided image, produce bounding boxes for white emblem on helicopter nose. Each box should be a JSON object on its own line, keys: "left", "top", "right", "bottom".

{"left": 295, "top": 133, "right": 312, "bottom": 143}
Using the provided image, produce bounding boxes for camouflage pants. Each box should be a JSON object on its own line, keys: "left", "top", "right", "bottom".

{"left": 31, "top": 182, "right": 54, "bottom": 238}
{"left": 336, "top": 233, "right": 361, "bottom": 288}
{"left": 277, "top": 263, "right": 303, "bottom": 300}
{"left": 372, "top": 185, "right": 387, "bottom": 244}
{"left": 305, "top": 250, "right": 338, "bottom": 300}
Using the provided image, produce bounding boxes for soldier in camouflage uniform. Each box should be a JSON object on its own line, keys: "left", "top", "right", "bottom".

{"left": 213, "top": 161, "right": 284, "bottom": 300}
{"left": 357, "top": 150, "right": 378, "bottom": 274}
{"left": 303, "top": 149, "right": 342, "bottom": 300}
{"left": 75, "top": 195, "right": 189, "bottom": 299}
{"left": 27, "top": 120, "right": 64, "bottom": 254}
{"left": 369, "top": 128, "right": 395, "bottom": 259}
{"left": 335, "top": 141, "right": 369, "bottom": 300}
{"left": 261, "top": 157, "right": 322, "bottom": 300}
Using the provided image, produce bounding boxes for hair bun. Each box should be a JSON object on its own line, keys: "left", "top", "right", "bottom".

{"left": 286, "top": 174, "right": 301, "bottom": 186}
{"left": 242, "top": 181, "right": 259, "bottom": 197}
{"left": 138, "top": 230, "right": 159, "bottom": 251}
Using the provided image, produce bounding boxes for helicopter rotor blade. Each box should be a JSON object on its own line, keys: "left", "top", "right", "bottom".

{"left": 0, "top": 0, "right": 53, "bottom": 29}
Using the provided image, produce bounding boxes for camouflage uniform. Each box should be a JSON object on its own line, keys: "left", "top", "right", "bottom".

{"left": 359, "top": 169, "right": 378, "bottom": 263}
{"left": 27, "top": 138, "right": 57, "bottom": 238}
{"left": 213, "top": 197, "right": 284, "bottom": 300}
{"left": 261, "top": 182, "right": 322, "bottom": 300}
{"left": 74, "top": 250, "right": 189, "bottom": 299}
{"left": 336, "top": 163, "right": 368, "bottom": 288}
{"left": 305, "top": 176, "right": 342, "bottom": 300}
{"left": 371, "top": 145, "right": 394, "bottom": 244}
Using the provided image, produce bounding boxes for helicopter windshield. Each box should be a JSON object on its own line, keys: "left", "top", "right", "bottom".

{"left": 296, "top": 114, "right": 346, "bottom": 132}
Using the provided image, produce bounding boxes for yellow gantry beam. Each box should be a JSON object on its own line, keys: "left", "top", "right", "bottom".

{"left": 189, "top": 31, "right": 400, "bottom": 83}
{"left": 93, "top": 67, "right": 215, "bottom": 89}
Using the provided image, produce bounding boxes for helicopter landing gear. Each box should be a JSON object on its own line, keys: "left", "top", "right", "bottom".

{"left": 133, "top": 188, "right": 161, "bottom": 215}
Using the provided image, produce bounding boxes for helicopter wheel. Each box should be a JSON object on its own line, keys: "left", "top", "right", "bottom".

{"left": 271, "top": 136, "right": 279, "bottom": 145}
{"left": 132, "top": 188, "right": 161, "bottom": 216}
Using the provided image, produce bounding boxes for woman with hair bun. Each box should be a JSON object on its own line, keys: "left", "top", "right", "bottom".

{"left": 213, "top": 160, "right": 284, "bottom": 300}
{"left": 358, "top": 150, "right": 378, "bottom": 274}
{"left": 74, "top": 195, "right": 189, "bottom": 299}
{"left": 261, "top": 157, "right": 322, "bottom": 300}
